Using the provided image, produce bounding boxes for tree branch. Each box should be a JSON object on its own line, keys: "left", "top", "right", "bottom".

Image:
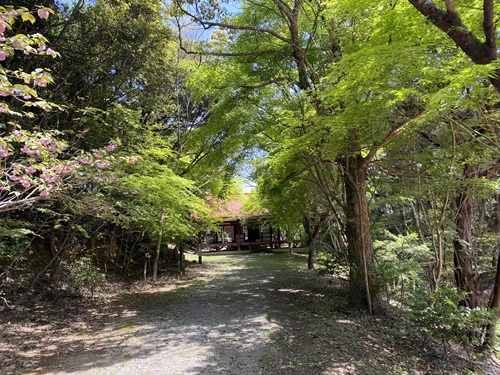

{"left": 174, "top": 1, "right": 293, "bottom": 45}
{"left": 362, "top": 111, "right": 426, "bottom": 169}
{"left": 442, "top": 0, "right": 457, "bottom": 14}
{"left": 0, "top": 196, "right": 44, "bottom": 214}
{"left": 408, "top": 0, "right": 493, "bottom": 64}
{"left": 271, "top": 0, "right": 293, "bottom": 15}
{"left": 281, "top": 164, "right": 312, "bottom": 183}
{"left": 408, "top": 0, "right": 500, "bottom": 91}
{"left": 483, "top": 0, "right": 497, "bottom": 56}
{"left": 179, "top": 41, "right": 290, "bottom": 58}
{"left": 240, "top": 77, "right": 294, "bottom": 89}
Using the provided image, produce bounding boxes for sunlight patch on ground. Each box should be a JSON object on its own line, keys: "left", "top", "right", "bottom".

{"left": 336, "top": 319, "right": 355, "bottom": 324}
{"left": 323, "top": 363, "right": 356, "bottom": 374}
{"left": 276, "top": 288, "right": 325, "bottom": 298}
{"left": 277, "top": 288, "right": 306, "bottom": 293}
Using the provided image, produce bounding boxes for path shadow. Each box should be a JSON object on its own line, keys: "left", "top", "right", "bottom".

{"left": 4, "top": 254, "right": 493, "bottom": 375}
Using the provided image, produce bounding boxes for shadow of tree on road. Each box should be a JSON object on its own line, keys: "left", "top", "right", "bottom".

{"left": 1, "top": 254, "right": 495, "bottom": 375}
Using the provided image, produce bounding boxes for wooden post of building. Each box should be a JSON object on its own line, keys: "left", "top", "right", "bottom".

{"left": 218, "top": 226, "right": 223, "bottom": 252}
{"left": 197, "top": 235, "right": 202, "bottom": 264}
{"left": 237, "top": 220, "right": 241, "bottom": 250}
{"left": 270, "top": 225, "right": 274, "bottom": 249}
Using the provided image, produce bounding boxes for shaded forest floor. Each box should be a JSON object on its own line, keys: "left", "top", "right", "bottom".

{"left": 1, "top": 253, "right": 500, "bottom": 374}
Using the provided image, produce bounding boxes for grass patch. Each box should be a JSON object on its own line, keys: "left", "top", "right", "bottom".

{"left": 185, "top": 254, "right": 243, "bottom": 265}
{"left": 244, "top": 253, "right": 308, "bottom": 270}
{"left": 185, "top": 253, "right": 308, "bottom": 272}
{"left": 258, "top": 352, "right": 274, "bottom": 365}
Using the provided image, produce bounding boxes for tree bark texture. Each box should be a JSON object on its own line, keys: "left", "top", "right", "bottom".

{"left": 453, "top": 165, "right": 489, "bottom": 309}
{"left": 408, "top": 0, "right": 500, "bottom": 92}
{"left": 483, "top": 194, "right": 500, "bottom": 348}
{"left": 308, "top": 243, "right": 317, "bottom": 270}
{"left": 339, "top": 155, "right": 381, "bottom": 313}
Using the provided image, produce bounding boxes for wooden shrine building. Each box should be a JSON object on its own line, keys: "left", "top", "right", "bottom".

{"left": 196, "top": 197, "right": 287, "bottom": 253}
{"left": 199, "top": 217, "right": 283, "bottom": 252}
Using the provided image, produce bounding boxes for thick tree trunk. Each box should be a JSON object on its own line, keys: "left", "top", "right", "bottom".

{"left": 484, "top": 252, "right": 500, "bottom": 348}
{"left": 453, "top": 165, "right": 489, "bottom": 309}
{"left": 453, "top": 192, "right": 485, "bottom": 308}
{"left": 339, "top": 155, "right": 381, "bottom": 313}
{"left": 483, "top": 194, "right": 500, "bottom": 348}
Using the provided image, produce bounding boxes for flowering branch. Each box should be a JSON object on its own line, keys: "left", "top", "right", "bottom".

{"left": 0, "top": 6, "right": 141, "bottom": 213}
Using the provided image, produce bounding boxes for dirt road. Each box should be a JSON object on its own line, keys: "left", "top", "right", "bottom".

{"left": 2, "top": 253, "right": 498, "bottom": 374}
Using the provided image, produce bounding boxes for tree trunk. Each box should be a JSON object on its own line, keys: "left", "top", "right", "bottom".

{"left": 303, "top": 216, "right": 312, "bottom": 244}
{"left": 484, "top": 251, "right": 500, "bottom": 348}
{"left": 453, "top": 165, "right": 486, "bottom": 309}
{"left": 308, "top": 244, "right": 317, "bottom": 270}
{"left": 144, "top": 253, "right": 150, "bottom": 281}
{"left": 179, "top": 245, "right": 185, "bottom": 276}
{"left": 304, "top": 215, "right": 327, "bottom": 270}
{"left": 339, "top": 155, "right": 381, "bottom": 314}
{"left": 483, "top": 194, "right": 500, "bottom": 349}
{"left": 453, "top": 193, "right": 484, "bottom": 308}
{"left": 152, "top": 232, "right": 162, "bottom": 282}
{"left": 152, "top": 211, "right": 166, "bottom": 282}
{"left": 197, "top": 235, "right": 202, "bottom": 264}
{"left": 307, "top": 216, "right": 326, "bottom": 270}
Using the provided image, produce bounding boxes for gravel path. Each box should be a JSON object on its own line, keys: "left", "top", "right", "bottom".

{"left": 34, "top": 254, "right": 293, "bottom": 375}
{"left": 4, "top": 253, "right": 499, "bottom": 375}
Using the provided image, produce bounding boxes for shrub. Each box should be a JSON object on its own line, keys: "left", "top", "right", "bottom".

{"left": 0, "top": 234, "right": 32, "bottom": 299}
{"left": 405, "top": 285, "right": 494, "bottom": 353}
{"left": 67, "top": 257, "right": 105, "bottom": 299}
{"left": 316, "top": 248, "right": 349, "bottom": 279}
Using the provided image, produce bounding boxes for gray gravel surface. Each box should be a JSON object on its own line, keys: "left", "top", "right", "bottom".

{"left": 9, "top": 253, "right": 500, "bottom": 375}
{"left": 37, "top": 255, "right": 289, "bottom": 375}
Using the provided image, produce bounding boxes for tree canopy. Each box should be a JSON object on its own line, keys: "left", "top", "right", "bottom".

{"left": 1, "top": 0, "right": 499, "bottom": 354}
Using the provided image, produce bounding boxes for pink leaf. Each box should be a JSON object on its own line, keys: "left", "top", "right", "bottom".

{"left": 37, "top": 9, "right": 50, "bottom": 20}
{"left": 0, "top": 50, "right": 10, "bottom": 61}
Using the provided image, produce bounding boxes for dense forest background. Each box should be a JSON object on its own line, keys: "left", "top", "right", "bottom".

{"left": 1, "top": 0, "right": 499, "bottom": 354}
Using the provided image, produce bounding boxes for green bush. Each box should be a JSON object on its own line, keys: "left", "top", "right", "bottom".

{"left": 316, "top": 247, "right": 349, "bottom": 278}
{"left": 67, "top": 257, "right": 106, "bottom": 299}
{"left": 0, "top": 237, "right": 32, "bottom": 297}
{"left": 405, "top": 285, "right": 494, "bottom": 352}
{"left": 374, "top": 232, "right": 431, "bottom": 299}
